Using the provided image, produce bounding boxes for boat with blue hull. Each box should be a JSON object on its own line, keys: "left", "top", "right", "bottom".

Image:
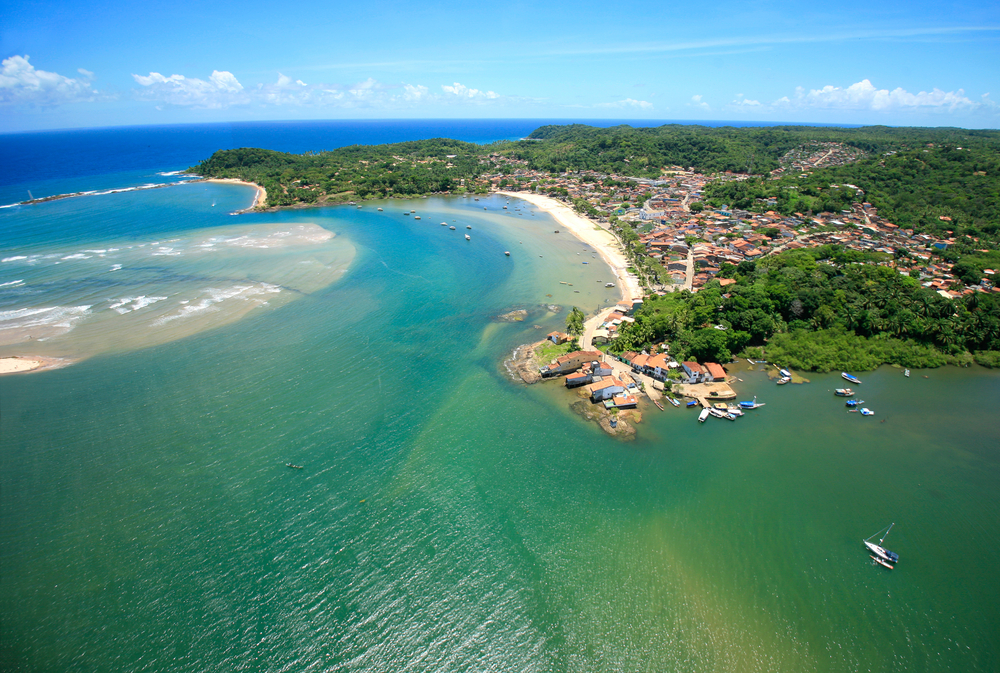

{"left": 842, "top": 372, "right": 861, "bottom": 384}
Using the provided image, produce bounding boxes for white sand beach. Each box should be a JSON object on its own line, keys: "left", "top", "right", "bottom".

{"left": 208, "top": 178, "right": 267, "bottom": 209}
{"left": 497, "top": 191, "right": 642, "bottom": 302}
{"left": 0, "top": 356, "right": 66, "bottom": 375}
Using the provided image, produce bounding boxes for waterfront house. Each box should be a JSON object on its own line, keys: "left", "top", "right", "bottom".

{"left": 703, "top": 362, "right": 727, "bottom": 382}
{"left": 645, "top": 352, "right": 672, "bottom": 381}
{"left": 547, "top": 331, "right": 571, "bottom": 344}
{"left": 682, "top": 361, "right": 706, "bottom": 383}
{"left": 589, "top": 377, "right": 625, "bottom": 402}
{"left": 604, "top": 395, "right": 638, "bottom": 410}
{"left": 540, "top": 350, "right": 604, "bottom": 378}
{"left": 565, "top": 371, "right": 592, "bottom": 387}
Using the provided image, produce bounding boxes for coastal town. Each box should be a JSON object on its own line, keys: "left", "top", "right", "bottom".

{"left": 476, "top": 142, "right": 996, "bottom": 299}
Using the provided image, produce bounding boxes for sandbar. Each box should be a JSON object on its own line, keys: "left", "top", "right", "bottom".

{"left": 0, "top": 356, "right": 67, "bottom": 375}
{"left": 207, "top": 178, "right": 267, "bottom": 210}
{"left": 497, "top": 191, "right": 642, "bottom": 303}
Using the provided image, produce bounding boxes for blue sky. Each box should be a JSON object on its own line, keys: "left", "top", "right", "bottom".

{"left": 2, "top": 0, "right": 998, "bottom": 131}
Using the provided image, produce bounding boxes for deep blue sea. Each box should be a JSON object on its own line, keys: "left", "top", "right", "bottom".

{"left": 1, "top": 120, "right": 997, "bottom": 673}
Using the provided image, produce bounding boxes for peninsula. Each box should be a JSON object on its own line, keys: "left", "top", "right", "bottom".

{"left": 190, "top": 123, "right": 1000, "bottom": 372}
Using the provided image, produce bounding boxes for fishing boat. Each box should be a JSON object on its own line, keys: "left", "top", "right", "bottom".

{"left": 739, "top": 396, "right": 765, "bottom": 409}
{"left": 698, "top": 408, "right": 710, "bottom": 423}
{"left": 777, "top": 376, "right": 791, "bottom": 385}
{"left": 835, "top": 388, "right": 855, "bottom": 397}
{"left": 860, "top": 408, "right": 875, "bottom": 416}
{"left": 845, "top": 399, "right": 864, "bottom": 407}
{"left": 286, "top": 463, "right": 303, "bottom": 470}
{"left": 864, "top": 523, "right": 899, "bottom": 564}
{"left": 842, "top": 372, "right": 862, "bottom": 384}
{"left": 686, "top": 400, "right": 699, "bottom": 407}
{"left": 668, "top": 397, "right": 680, "bottom": 407}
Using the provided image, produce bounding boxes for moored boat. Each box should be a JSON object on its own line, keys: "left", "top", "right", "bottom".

{"left": 465, "top": 234, "right": 471, "bottom": 240}
{"left": 668, "top": 397, "right": 680, "bottom": 407}
{"left": 777, "top": 376, "right": 791, "bottom": 385}
{"left": 835, "top": 388, "right": 854, "bottom": 397}
{"left": 686, "top": 400, "right": 699, "bottom": 407}
{"left": 904, "top": 369, "right": 910, "bottom": 377}
{"left": 870, "top": 555, "right": 894, "bottom": 569}
{"left": 779, "top": 368, "right": 791, "bottom": 378}
{"left": 286, "top": 463, "right": 303, "bottom": 470}
{"left": 864, "top": 523, "right": 899, "bottom": 564}
{"left": 504, "top": 251, "right": 510, "bottom": 256}
{"left": 842, "top": 372, "right": 861, "bottom": 384}
{"left": 845, "top": 399, "right": 864, "bottom": 407}
{"left": 698, "top": 408, "right": 710, "bottom": 423}
{"left": 739, "top": 396, "right": 765, "bottom": 409}
{"left": 860, "top": 407, "right": 874, "bottom": 416}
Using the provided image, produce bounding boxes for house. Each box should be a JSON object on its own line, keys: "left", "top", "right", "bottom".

{"left": 604, "top": 395, "right": 638, "bottom": 410}
{"left": 591, "top": 360, "right": 614, "bottom": 377}
{"left": 540, "top": 350, "right": 603, "bottom": 378}
{"left": 645, "top": 352, "right": 672, "bottom": 380}
{"left": 589, "top": 377, "right": 625, "bottom": 402}
{"left": 703, "top": 362, "right": 727, "bottom": 382}
{"left": 565, "top": 371, "right": 592, "bottom": 387}
{"left": 682, "top": 361, "right": 706, "bottom": 383}
{"left": 547, "top": 331, "right": 571, "bottom": 345}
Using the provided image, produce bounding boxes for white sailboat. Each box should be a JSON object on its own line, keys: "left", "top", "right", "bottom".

{"left": 864, "top": 523, "right": 899, "bottom": 564}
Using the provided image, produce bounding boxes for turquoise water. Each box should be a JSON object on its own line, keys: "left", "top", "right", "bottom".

{"left": 2, "top": 184, "right": 999, "bottom": 672}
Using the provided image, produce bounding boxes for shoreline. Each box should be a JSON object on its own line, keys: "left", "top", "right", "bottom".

{"left": 496, "top": 191, "right": 641, "bottom": 304}
{"left": 206, "top": 178, "right": 267, "bottom": 211}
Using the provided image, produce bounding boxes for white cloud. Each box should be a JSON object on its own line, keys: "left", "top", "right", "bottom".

{"left": 0, "top": 55, "right": 103, "bottom": 106}
{"left": 689, "top": 94, "right": 710, "bottom": 110}
{"left": 774, "top": 79, "right": 986, "bottom": 113}
{"left": 732, "top": 94, "right": 762, "bottom": 107}
{"left": 132, "top": 69, "right": 510, "bottom": 110}
{"left": 596, "top": 98, "right": 653, "bottom": 110}
{"left": 132, "top": 70, "right": 248, "bottom": 108}
{"left": 441, "top": 82, "right": 499, "bottom": 99}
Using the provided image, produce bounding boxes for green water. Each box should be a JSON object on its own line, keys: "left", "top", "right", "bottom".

{"left": 2, "top": 191, "right": 998, "bottom": 672}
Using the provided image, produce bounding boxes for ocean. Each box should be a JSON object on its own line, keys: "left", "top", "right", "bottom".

{"left": 1, "top": 120, "right": 998, "bottom": 672}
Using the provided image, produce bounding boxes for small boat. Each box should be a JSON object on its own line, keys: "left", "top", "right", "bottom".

{"left": 777, "top": 376, "right": 791, "bottom": 385}
{"left": 410, "top": 209, "right": 416, "bottom": 213}
{"left": 842, "top": 372, "right": 861, "bottom": 384}
{"left": 834, "top": 388, "right": 854, "bottom": 397}
{"left": 503, "top": 205, "right": 508, "bottom": 209}
{"left": 708, "top": 408, "right": 729, "bottom": 419}
{"left": 860, "top": 408, "right": 875, "bottom": 416}
{"left": 870, "top": 555, "right": 894, "bottom": 569}
{"left": 686, "top": 400, "right": 699, "bottom": 407}
{"left": 698, "top": 408, "right": 710, "bottom": 423}
{"left": 504, "top": 251, "right": 510, "bottom": 256}
{"left": 465, "top": 234, "right": 471, "bottom": 240}
{"left": 404, "top": 212, "right": 410, "bottom": 216}
{"left": 904, "top": 369, "right": 910, "bottom": 377}
{"left": 414, "top": 216, "right": 421, "bottom": 220}
{"left": 554, "top": 230, "right": 559, "bottom": 233}
{"left": 864, "top": 523, "right": 899, "bottom": 564}
{"left": 286, "top": 463, "right": 303, "bottom": 470}
{"left": 582, "top": 261, "right": 588, "bottom": 264}
{"left": 466, "top": 225, "right": 472, "bottom": 229}
{"left": 779, "top": 368, "right": 791, "bottom": 378}
{"left": 441, "top": 222, "right": 448, "bottom": 226}
{"left": 739, "top": 397, "right": 765, "bottom": 409}
{"left": 377, "top": 207, "right": 383, "bottom": 211}
{"left": 726, "top": 405, "right": 744, "bottom": 417}
{"left": 605, "top": 283, "right": 615, "bottom": 288}
{"left": 845, "top": 399, "right": 864, "bottom": 407}
{"left": 668, "top": 397, "right": 680, "bottom": 407}
{"left": 449, "top": 225, "right": 456, "bottom": 230}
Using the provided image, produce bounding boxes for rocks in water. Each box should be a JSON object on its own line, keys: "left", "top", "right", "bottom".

{"left": 496, "top": 309, "right": 528, "bottom": 322}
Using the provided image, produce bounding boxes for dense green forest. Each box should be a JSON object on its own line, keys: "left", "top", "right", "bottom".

{"left": 190, "top": 139, "right": 490, "bottom": 206}
{"left": 609, "top": 245, "right": 1000, "bottom": 369}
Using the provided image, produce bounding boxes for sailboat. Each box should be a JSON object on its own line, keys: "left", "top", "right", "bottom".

{"left": 864, "top": 523, "right": 899, "bottom": 564}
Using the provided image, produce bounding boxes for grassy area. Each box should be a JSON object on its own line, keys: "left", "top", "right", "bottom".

{"left": 535, "top": 340, "right": 576, "bottom": 364}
